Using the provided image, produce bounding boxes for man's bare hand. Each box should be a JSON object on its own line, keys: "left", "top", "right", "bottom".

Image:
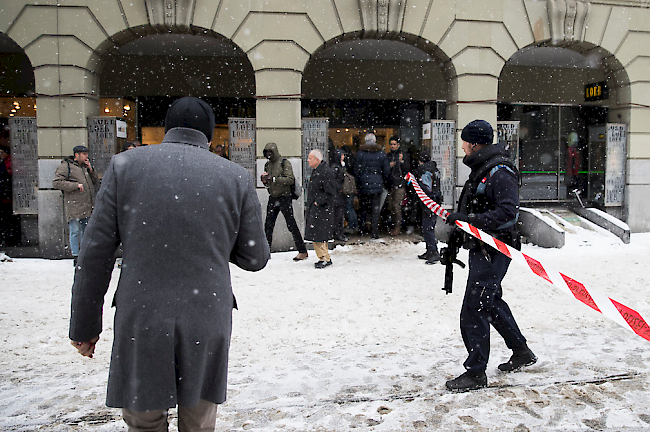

{"left": 78, "top": 183, "right": 84, "bottom": 192}
{"left": 71, "top": 336, "right": 99, "bottom": 358}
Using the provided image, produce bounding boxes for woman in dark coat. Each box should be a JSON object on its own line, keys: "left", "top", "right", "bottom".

{"left": 305, "top": 149, "right": 337, "bottom": 268}
{"left": 355, "top": 133, "right": 390, "bottom": 238}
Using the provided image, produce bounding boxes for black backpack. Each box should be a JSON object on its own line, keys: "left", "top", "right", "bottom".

{"left": 282, "top": 159, "right": 299, "bottom": 200}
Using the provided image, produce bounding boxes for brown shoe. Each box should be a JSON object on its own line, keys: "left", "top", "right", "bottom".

{"left": 390, "top": 227, "right": 401, "bottom": 236}
{"left": 293, "top": 252, "right": 308, "bottom": 261}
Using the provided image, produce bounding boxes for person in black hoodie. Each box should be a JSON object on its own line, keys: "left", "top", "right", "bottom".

{"left": 444, "top": 120, "right": 536, "bottom": 392}
{"left": 386, "top": 137, "right": 410, "bottom": 236}
{"left": 355, "top": 133, "right": 390, "bottom": 239}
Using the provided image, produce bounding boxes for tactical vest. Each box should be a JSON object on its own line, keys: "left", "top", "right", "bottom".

{"left": 459, "top": 154, "right": 521, "bottom": 249}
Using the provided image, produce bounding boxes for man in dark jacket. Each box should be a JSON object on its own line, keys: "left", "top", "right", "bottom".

{"left": 261, "top": 142, "right": 309, "bottom": 261}
{"left": 305, "top": 149, "right": 337, "bottom": 268}
{"left": 355, "top": 133, "right": 390, "bottom": 239}
{"left": 52, "top": 145, "right": 99, "bottom": 263}
{"left": 444, "top": 120, "right": 536, "bottom": 392}
{"left": 69, "top": 97, "right": 270, "bottom": 431}
{"left": 413, "top": 152, "right": 442, "bottom": 264}
{"left": 386, "top": 137, "right": 410, "bottom": 236}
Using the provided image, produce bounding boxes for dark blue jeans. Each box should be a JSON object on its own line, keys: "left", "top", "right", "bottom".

{"left": 344, "top": 195, "right": 358, "bottom": 231}
{"left": 461, "top": 247, "right": 527, "bottom": 373}
{"left": 421, "top": 213, "right": 438, "bottom": 254}
{"left": 69, "top": 217, "right": 90, "bottom": 257}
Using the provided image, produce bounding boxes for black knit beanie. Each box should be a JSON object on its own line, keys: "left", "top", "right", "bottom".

{"left": 165, "top": 97, "right": 215, "bottom": 142}
{"left": 461, "top": 120, "right": 493, "bottom": 145}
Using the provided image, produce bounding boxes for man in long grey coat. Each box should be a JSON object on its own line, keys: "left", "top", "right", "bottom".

{"left": 69, "top": 97, "right": 270, "bottom": 431}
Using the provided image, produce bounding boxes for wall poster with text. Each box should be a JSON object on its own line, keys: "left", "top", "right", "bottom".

{"left": 605, "top": 123, "right": 626, "bottom": 207}
{"left": 430, "top": 120, "right": 456, "bottom": 209}
{"left": 9, "top": 117, "right": 38, "bottom": 214}
{"left": 228, "top": 118, "right": 256, "bottom": 179}
{"left": 301, "top": 118, "right": 329, "bottom": 194}
{"left": 497, "top": 121, "right": 520, "bottom": 163}
{"left": 88, "top": 117, "right": 117, "bottom": 176}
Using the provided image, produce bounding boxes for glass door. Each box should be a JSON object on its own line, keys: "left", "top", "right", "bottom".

{"left": 498, "top": 104, "right": 608, "bottom": 202}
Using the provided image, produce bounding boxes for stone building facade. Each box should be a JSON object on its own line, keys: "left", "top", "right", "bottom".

{"left": 1, "top": 0, "right": 649, "bottom": 256}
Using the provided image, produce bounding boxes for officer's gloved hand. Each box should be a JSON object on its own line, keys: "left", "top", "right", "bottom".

{"left": 440, "top": 247, "right": 453, "bottom": 266}
{"left": 447, "top": 212, "right": 470, "bottom": 225}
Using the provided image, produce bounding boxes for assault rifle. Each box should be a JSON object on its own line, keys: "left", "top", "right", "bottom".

{"left": 439, "top": 228, "right": 466, "bottom": 295}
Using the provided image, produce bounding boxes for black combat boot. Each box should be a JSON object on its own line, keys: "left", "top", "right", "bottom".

{"left": 445, "top": 370, "right": 487, "bottom": 392}
{"left": 498, "top": 346, "right": 537, "bottom": 372}
{"left": 425, "top": 251, "right": 440, "bottom": 265}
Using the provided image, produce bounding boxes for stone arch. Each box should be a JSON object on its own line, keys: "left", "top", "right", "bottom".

{"left": 303, "top": 31, "right": 456, "bottom": 102}
{"left": 497, "top": 40, "right": 631, "bottom": 205}
{"left": 498, "top": 41, "right": 630, "bottom": 119}
{"left": 96, "top": 26, "right": 256, "bottom": 144}
{"left": 301, "top": 31, "right": 456, "bottom": 159}
{"left": 0, "top": 32, "right": 35, "bottom": 99}
{"left": 95, "top": 26, "right": 254, "bottom": 96}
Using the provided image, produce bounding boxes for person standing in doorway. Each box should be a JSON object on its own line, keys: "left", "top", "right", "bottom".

{"left": 413, "top": 152, "right": 442, "bottom": 264}
{"left": 52, "top": 145, "right": 99, "bottom": 265}
{"left": 386, "top": 137, "right": 410, "bottom": 236}
{"left": 261, "top": 142, "right": 309, "bottom": 261}
{"left": 69, "top": 96, "right": 270, "bottom": 431}
{"left": 305, "top": 149, "right": 336, "bottom": 268}
{"left": 355, "top": 133, "right": 390, "bottom": 239}
{"left": 444, "top": 119, "right": 536, "bottom": 392}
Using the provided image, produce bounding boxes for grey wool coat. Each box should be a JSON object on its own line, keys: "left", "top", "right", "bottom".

{"left": 69, "top": 127, "right": 270, "bottom": 412}
{"left": 304, "top": 161, "right": 337, "bottom": 242}
{"left": 52, "top": 157, "right": 99, "bottom": 222}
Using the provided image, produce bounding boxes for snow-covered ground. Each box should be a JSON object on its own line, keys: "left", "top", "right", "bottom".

{"left": 1, "top": 225, "right": 649, "bottom": 431}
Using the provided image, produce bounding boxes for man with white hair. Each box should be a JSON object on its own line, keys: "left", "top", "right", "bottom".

{"left": 305, "top": 149, "right": 337, "bottom": 268}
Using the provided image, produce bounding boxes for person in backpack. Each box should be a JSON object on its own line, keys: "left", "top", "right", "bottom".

{"left": 52, "top": 145, "right": 99, "bottom": 264}
{"left": 386, "top": 137, "right": 410, "bottom": 236}
{"left": 444, "top": 119, "right": 536, "bottom": 392}
{"left": 413, "top": 152, "right": 442, "bottom": 264}
{"left": 261, "top": 142, "right": 309, "bottom": 261}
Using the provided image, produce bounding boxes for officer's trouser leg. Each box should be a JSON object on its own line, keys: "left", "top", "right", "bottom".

{"left": 461, "top": 249, "right": 525, "bottom": 373}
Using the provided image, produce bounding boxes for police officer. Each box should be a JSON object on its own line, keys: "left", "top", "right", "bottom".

{"left": 444, "top": 120, "right": 536, "bottom": 392}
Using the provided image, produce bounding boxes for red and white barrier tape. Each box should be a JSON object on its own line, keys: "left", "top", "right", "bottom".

{"left": 405, "top": 172, "right": 650, "bottom": 342}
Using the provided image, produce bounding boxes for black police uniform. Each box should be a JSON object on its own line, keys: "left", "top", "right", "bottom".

{"left": 455, "top": 143, "right": 528, "bottom": 375}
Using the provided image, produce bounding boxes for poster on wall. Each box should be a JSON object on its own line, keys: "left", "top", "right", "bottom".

{"left": 430, "top": 120, "right": 456, "bottom": 209}
{"left": 9, "top": 117, "right": 38, "bottom": 214}
{"left": 497, "top": 121, "right": 520, "bottom": 163}
{"left": 228, "top": 118, "right": 256, "bottom": 179}
{"left": 87, "top": 117, "right": 117, "bottom": 175}
{"left": 301, "top": 118, "right": 329, "bottom": 193}
{"left": 605, "top": 123, "right": 626, "bottom": 207}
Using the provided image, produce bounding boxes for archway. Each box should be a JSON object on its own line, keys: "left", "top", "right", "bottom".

{"left": 0, "top": 32, "right": 36, "bottom": 248}
{"left": 303, "top": 34, "right": 453, "bottom": 159}
{"left": 498, "top": 43, "right": 630, "bottom": 208}
{"left": 98, "top": 29, "right": 255, "bottom": 153}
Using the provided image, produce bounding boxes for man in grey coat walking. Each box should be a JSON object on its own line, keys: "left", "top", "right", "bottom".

{"left": 69, "top": 97, "right": 270, "bottom": 431}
